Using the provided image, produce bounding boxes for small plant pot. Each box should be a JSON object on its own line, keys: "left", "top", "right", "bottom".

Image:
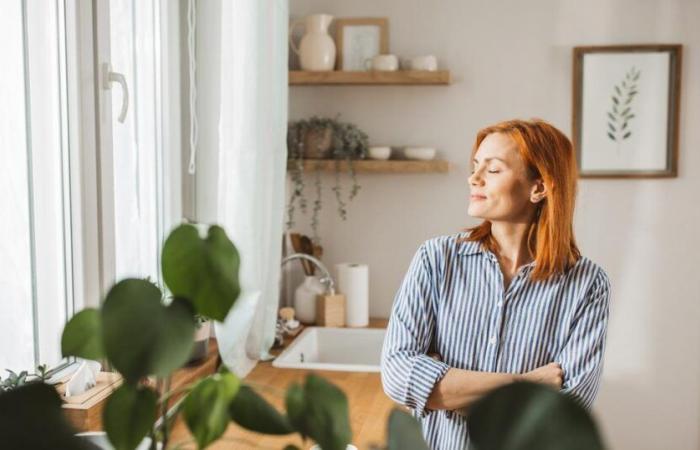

{"left": 303, "top": 127, "right": 333, "bottom": 159}
{"left": 188, "top": 321, "right": 211, "bottom": 364}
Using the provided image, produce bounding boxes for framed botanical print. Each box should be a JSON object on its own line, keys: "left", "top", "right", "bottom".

{"left": 572, "top": 44, "right": 682, "bottom": 178}
{"left": 334, "top": 17, "right": 389, "bottom": 71}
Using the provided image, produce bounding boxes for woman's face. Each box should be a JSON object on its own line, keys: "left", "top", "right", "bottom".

{"left": 467, "top": 132, "right": 542, "bottom": 223}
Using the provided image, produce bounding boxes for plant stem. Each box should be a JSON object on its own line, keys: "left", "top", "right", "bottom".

{"left": 161, "top": 376, "right": 172, "bottom": 449}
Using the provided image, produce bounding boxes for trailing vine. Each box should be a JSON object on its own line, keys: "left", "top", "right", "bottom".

{"left": 286, "top": 116, "right": 368, "bottom": 244}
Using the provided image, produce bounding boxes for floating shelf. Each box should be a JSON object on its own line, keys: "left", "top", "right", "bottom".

{"left": 286, "top": 159, "right": 450, "bottom": 174}
{"left": 289, "top": 70, "right": 451, "bottom": 86}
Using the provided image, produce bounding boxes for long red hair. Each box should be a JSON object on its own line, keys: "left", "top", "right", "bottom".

{"left": 459, "top": 119, "right": 581, "bottom": 281}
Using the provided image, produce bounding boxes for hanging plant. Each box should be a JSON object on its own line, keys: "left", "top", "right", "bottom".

{"left": 286, "top": 115, "right": 369, "bottom": 244}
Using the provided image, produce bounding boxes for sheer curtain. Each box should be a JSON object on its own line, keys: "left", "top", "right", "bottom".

{"left": 213, "top": 0, "right": 289, "bottom": 377}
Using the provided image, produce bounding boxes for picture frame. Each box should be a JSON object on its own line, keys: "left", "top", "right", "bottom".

{"left": 334, "top": 17, "right": 389, "bottom": 71}
{"left": 572, "top": 44, "right": 682, "bottom": 178}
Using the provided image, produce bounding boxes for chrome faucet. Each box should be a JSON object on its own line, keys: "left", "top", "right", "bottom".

{"left": 280, "top": 253, "right": 336, "bottom": 295}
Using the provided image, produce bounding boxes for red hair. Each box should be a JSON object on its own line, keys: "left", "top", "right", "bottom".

{"left": 459, "top": 119, "right": 581, "bottom": 281}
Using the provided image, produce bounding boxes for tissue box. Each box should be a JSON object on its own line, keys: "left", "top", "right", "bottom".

{"left": 316, "top": 294, "right": 345, "bottom": 327}
{"left": 57, "top": 372, "right": 123, "bottom": 431}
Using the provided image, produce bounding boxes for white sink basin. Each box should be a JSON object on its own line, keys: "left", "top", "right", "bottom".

{"left": 272, "top": 327, "right": 386, "bottom": 372}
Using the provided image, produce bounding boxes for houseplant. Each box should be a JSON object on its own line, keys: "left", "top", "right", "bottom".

{"left": 0, "top": 223, "right": 429, "bottom": 450}
{"left": 287, "top": 116, "right": 369, "bottom": 244}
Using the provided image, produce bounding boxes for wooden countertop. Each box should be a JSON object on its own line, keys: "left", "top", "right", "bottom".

{"left": 171, "top": 318, "right": 401, "bottom": 450}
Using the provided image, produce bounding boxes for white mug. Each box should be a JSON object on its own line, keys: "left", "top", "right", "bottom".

{"left": 364, "top": 54, "right": 399, "bottom": 71}
{"left": 409, "top": 55, "right": 438, "bottom": 71}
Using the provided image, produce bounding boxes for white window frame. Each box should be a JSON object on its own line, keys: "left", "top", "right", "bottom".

{"left": 9, "top": 0, "right": 182, "bottom": 376}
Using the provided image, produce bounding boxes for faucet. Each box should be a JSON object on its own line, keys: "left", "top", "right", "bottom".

{"left": 280, "top": 253, "right": 336, "bottom": 295}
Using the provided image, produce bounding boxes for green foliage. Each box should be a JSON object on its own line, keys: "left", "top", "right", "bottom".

{"left": 607, "top": 66, "right": 640, "bottom": 143}
{"left": 102, "top": 280, "right": 196, "bottom": 382}
{"left": 286, "top": 116, "right": 367, "bottom": 243}
{"left": 0, "top": 383, "right": 93, "bottom": 449}
{"left": 162, "top": 224, "right": 241, "bottom": 321}
{"left": 183, "top": 368, "right": 241, "bottom": 448}
{"left": 387, "top": 409, "right": 430, "bottom": 450}
{"left": 284, "top": 374, "right": 352, "bottom": 450}
{"left": 104, "top": 384, "right": 158, "bottom": 450}
{"left": 61, "top": 308, "right": 104, "bottom": 360}
{"left": 0, "top": 364, "right": 49, "bottom": 393}
{"left": 229, "top": 385, "right": 295, "bottom": 435}
{"left": 467, "top": 382, "right": 605, "bottom": 450}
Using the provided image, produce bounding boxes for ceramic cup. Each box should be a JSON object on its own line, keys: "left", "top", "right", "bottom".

{"left": 364, "top": 54, "right": 399, "bottom": 71}
{"left": 368, "top": 146, "right": 392, "bottom": 160}
{"left": 408, "top": 55, "right": 438, "bottom": 71}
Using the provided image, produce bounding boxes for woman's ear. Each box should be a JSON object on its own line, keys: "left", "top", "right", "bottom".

{"left": 530, "top": 179, "right": 547, "bottom": 203}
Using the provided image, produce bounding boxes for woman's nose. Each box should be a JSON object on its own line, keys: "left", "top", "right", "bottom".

{"left": 469, "top": 170, "right": 484, "bottom": 186}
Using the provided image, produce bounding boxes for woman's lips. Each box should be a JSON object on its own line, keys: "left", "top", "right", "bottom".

{"left": 470, "top": 195, "right": 486, "bottom": 201}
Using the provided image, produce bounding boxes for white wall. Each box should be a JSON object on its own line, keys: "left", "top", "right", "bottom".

{"left": 288, "top": 1, "right": 700, "bottom": 449}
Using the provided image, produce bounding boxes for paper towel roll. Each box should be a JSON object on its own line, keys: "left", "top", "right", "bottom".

{"left": 336, "top": 263, "right": 369, "bottom": 327}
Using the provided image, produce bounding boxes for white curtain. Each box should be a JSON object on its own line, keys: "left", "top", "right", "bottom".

{"left": 213, "top": 0, "right": 289, "bottom": 377}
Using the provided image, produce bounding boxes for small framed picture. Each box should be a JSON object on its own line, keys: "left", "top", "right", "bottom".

{"left": 572, "top": 44, "right": 682, "bottom": 178}
{"left": 334, "top": 17, "right": 389, "bottom": 71}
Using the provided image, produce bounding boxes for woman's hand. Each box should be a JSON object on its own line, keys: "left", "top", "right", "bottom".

{"left": 520, "top": 362, "right": 564, "bottom": 390}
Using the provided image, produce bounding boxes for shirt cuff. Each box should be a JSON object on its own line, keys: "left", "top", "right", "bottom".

{"left": 405, "top": 354, "right": 451, "bottom": 418}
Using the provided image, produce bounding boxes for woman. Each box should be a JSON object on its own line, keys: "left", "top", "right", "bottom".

{"left": 380, "top": 119, "right": 611, "bottom": 450}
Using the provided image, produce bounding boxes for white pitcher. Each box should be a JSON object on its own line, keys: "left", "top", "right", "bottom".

{"left": 289, "top": 14, "right": 336, "bottom": 71}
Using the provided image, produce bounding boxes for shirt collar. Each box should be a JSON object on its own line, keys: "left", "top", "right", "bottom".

{"left": 457, "top": 237, "right": 537, "bottom": 270}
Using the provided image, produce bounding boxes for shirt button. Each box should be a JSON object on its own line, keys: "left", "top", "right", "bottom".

{"left": 489, "top": 336, "right": 497, "bottom": 345}
{"left": 496, "top": 301, "right": 503, "bottom": 308}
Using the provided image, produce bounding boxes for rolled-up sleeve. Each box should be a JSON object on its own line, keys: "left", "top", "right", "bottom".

{"left": 557, "top": 268, "right": 611, "bottom": 410}
{"left": 380, "top": 243, "right": 451, "bottom": 417}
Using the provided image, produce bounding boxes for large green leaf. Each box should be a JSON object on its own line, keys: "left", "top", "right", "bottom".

{"left": 0, "top": 383, "right": 92, "bottom": 449}
{"left": 229, "top": 384, "right": 294, "bottom": 435}
{"left": 103, "top": 384, "right": 158, "bottom": 450}
{"left": 284, "top": 382, "right": 307, "bottom": 440}
{"left": 102, "top": 279, "right": 196, "bottom": 382}
{"left": 387, "top": 408, "right": 429, "bottom": 450}
{"left": 61, "top": 308, "right": 104, "bottom": 360}
{"left": 284, "top": 374, "right": 352, "bottom": 450}
{"left": 162, "top": 224, "right": 241, "bottom": 321}
{"left": 183, "top": 369, "right": 241, "bottom": 449}
{"left": 467, "top": 382, "right": 605, "bottom": 450}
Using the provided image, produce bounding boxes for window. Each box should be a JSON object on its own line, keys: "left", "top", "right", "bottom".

{"left": 0, "top": 0, "right": 180, "bottom": 372}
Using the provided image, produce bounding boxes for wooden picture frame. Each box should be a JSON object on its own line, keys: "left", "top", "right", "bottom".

{"left": 334, "top": 17, "right": 389, "bottom": 71}
{"left": 572, "top": 44, "right": 682, "bottom": 178}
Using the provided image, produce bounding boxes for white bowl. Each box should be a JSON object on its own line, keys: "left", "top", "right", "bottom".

{"left": 404, "top": 146, "right": 436, "bottom": 160}
{"left": 368, "top": 146, "right": 392, "bottom": 160}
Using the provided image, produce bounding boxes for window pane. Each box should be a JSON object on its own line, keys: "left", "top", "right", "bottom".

{"left": 0, "top": 0, "right": 74, "bottom": 370}
{"left": 0, "top": 0, "right": 35, "bottom": 371}
{"left": 110, "top": 0, "right": 164, "bottom": 283}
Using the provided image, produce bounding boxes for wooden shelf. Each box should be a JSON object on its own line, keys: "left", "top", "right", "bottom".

{"left": 287, "top": 159, "right": 450, "bottom": 174}
{"left": 289, "top": 70, "right": 450, "bottom": 85}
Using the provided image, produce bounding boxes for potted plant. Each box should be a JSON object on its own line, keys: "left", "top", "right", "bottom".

{"left": 287, "top": 116, "right": 369, "bottom": 244}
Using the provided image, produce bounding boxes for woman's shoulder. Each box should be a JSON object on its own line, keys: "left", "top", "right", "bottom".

{"left": 567, "top": 255, "right": 612, "bottom": 293}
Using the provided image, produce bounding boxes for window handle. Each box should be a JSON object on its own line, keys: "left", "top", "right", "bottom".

{"left": 101, "top": 63, "right": 129, "bottom": 123}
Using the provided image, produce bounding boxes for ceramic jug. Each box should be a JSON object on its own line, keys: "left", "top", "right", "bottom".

{"left": 289, "top": 14, "right": 336, "bottom": 71}
{"left": 294, "top": 275, "right": 326, "bottom": 324}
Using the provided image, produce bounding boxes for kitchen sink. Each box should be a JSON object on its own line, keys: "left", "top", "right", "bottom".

{"left": 272, "top": 326, "right": 386, "bottom": 372}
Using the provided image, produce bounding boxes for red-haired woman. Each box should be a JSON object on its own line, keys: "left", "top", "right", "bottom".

{"left": 380, "top": 119, "right": 611, "bottom": 449}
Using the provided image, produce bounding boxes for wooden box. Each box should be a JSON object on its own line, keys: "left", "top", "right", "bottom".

{"left": 316, "top": 294, "right": 346, "bottom": 327}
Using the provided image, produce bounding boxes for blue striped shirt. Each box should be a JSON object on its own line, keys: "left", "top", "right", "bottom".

{"left": 380, "top": 232, "right": 611, "bottom": 450}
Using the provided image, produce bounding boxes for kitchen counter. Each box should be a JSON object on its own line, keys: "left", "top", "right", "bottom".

{"left": 171, "top": 318, "right": 402, "bottom": 450}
